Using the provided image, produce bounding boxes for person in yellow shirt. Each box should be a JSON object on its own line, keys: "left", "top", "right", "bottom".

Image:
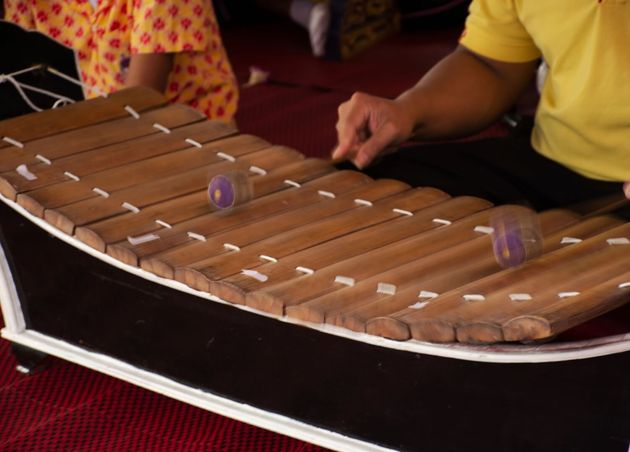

{"left": 3, "top": 0, "right": 238, "bottom": 122}
{"left": 333, "top": 0, "right": 630, "bottom": 214}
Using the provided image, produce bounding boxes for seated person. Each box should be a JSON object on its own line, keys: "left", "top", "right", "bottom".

{"left": 3, "top": 0, "right": 238, "bottom": 122}
{"left": 255, "top": 0, "right": 399, "bottom": 59}
{"left": 333, "top": 0, "right": 630, "bottom": 214}
{"left": 256, "top": 0, "right": 330, "bottom": 57}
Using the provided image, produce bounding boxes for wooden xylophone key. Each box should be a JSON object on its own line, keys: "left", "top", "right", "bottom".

{"left": 0, "top": 104, "right": 219, "bottom": 200}
{"left": 109, "top": 158, "right": 335, "bottom": 268}
{"left": 184, "top": 186, "right": 449, "bottom": 292}
{"left": 374, "top": 220, "right": 630, "bottom": 343}
{"left": 453, "top": 215, "right": 626, "bottom": 342}
{"left": 144, "top": 178, "right": 415, "bottom": 284}
{"left": 41, "top": 144, "right": 304, "bottom": 235}
{"left": 15, "top": 122, "right": 244, "bottom": 218}
{"left": 75, "top": 169, "right": 371, "bottom": 257}
{"left": 456, "top": 242, "right": 630, "bottom": 344}
{"left": 0, "top": 86, "right": 166, "bottom": 145}
{"left": 246, "top": 197, "right": 493, "bottom": 316}
{"left": 336, "top": 214, "right": 622, "bottom": 335}
{"left": 17, "top": 121, "right": 242, "bottom": 217}
{"left": 502, "top": 269, "right": 630, "bottom": 342}
{"left": 101, "top": 169, "right": 367, "bottom": 267}
{"left": 223, "top": 196, "right": 492, "bottom": 308}
{"left": 287, "top": 208, "right": 576, "bottom": 328}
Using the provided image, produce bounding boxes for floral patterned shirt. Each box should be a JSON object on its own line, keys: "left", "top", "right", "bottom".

{"left": 5, "top": 0, "right": 238, "bottom": 121}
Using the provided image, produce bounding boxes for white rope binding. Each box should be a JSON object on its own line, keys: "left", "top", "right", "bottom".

{"left": 64, "top": 171, "right": 80, "bottom": 181}
{"left": 249, "top": 165, "right": 267, "bottom": 176}
{"left": 92, "top": 187, "right": 110, "bottom": 198}
{"left": 187, "top": 232, "right": 206, "bottom": 242}
{"left": 124, "top": 105, "right": 140, "bottom": 119}
{"left": 152, "top": 123, "right": 171, "bottom": 134}
{"left": 2, "top": 136, "right": 24, "bottom": 148}
{"left": 155, "top": 219, "right": 172, "bottom": 229}
{"left": 393, "top": 208, "right": 413, "bottom": 216}
{"left": 185, "top": 138, "right": 202, "bottom": 148}
{"left": 35, "top": 154, "right": 51, "bottom": 165}
{"left": 122, "top": 202, "right": 140, "bottom": 213}
{"left": 295, "top": 266, "right": 314, "bottom": 275}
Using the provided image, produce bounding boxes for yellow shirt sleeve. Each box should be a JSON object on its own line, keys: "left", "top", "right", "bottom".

{"left": 130, "top": 0, "right": 212, "bottom": 54}
{"left": 459, "top": 0, "right": 541, "bottom": 63}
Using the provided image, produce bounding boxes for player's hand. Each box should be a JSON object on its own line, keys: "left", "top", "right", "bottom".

{"left": 332, "top": 92, "right": 415, "bottom": 169}
{"left": 624, "top": 181, "right": 630, "bottom": 199}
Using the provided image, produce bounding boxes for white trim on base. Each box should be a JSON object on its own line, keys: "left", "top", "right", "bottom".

{"left": 1, "top": 328, "right": 392, "bottom": 452}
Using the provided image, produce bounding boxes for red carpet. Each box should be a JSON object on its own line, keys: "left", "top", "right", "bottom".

{"left": 0, "top": 316, "right": 324, "bottom": 451}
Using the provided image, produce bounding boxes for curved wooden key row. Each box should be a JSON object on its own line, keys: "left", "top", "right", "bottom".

{"left": 1, "top": 87, "right": 629, "bottom": 345}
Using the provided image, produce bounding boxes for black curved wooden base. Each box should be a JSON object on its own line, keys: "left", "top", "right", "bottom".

{"left": 1, "top": 201, "right": 629, "bottom": 452}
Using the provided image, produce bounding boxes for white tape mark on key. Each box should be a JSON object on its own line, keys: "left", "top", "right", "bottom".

{"left": 377, "top": 283, "right": 397, "bottom": 295}
{"left": 16, "top": 164, "right": 37, "bottom": 181}
{"left": 241, "top": 269, "right": 268, "bottom": 282}
{"left": 335, "top": 275, "right": 355, "bottom": 287}
{"left": 127, "top": 233, "right": 159, "bottom": 245}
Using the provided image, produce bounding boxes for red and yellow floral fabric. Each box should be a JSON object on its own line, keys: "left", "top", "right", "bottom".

{"left": 5, "top": 0, "right": 238, "bottom": 121}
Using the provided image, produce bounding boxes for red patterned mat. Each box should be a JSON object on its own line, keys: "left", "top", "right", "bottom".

{"left": 0, "top": 317, "right": 326, "bottom": 451}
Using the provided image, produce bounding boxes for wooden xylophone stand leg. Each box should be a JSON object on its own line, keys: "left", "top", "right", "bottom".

{"left": 11, "top": 342, "right": 48, "bottom": 375}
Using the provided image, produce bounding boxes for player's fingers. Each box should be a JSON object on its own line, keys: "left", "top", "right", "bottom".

{"left": 331, "top": 135, "right": 359, "bottom": 162}
{"left": 353, "top": 122, "right": 399, "bottom": 169}
{"left": 624, "top": 181, "right": 630, "bottom": 199}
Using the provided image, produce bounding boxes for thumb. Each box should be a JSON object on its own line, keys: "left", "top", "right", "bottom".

{"left": 624, "top": 181, "right": 630, "bottom": 199}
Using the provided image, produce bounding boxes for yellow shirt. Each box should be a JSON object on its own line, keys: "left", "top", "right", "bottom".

{"left": 460, "top": 0, "right": 630, "bottom": 182}
{"left": 5, "top": 0, "right": 238, "bottom": 122}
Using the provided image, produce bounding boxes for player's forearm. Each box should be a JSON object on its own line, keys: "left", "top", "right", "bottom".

{"left": 126, "top": 53, "right": 174, "bottom": 94}
{"left": 395, "top": 46, "right": 538, "bottom": 140}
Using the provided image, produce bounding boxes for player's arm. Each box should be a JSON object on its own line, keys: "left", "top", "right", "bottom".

{"left": 126, "top": 53, "right": 174, "bottom": 93}
{"left": 333, "top": 45, "right": 538, "bottom": 168}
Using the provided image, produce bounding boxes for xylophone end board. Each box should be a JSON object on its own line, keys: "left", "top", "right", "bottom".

{"left": 333, "top": 313, "right": 367, "bottom": 333}
{"left": 365, "top": 316, "right": 411, "bottom": 341}
{"left": 502, "top": 316, "right": 551, "bottom": 342}
{"left": 284, "top": 303, "right": 327, "bottom": 324}
{"left": 17, "top": 193, "right": 45, "bottom": 218}
{"left": 44, "top": 208, "right": 76, "bottom": 235}
{"left": 456, "top": 322, "right": 505, "bottom": 344}
{"left": 74, "top": 226, "right": 107, "bottom": 253}
{"left": 0, "top": 175, "right": 18, "bottom": 201}
{"left": 108, "top": 243, "right": 140, "bottom": 267}
{"left": 174, "top": 266, "right": 212, "bottom": 293}
{"left": 208, "top": 279, "right": 248, "bottom": 305}
{"left": 140, "top": 257, "right": 175, "bottom": 279}
{"left": 245, "top": 290, "right": 286, "bottom": 317}
{"left": 409, "top": 318, "right": 457, "bottom": 343}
